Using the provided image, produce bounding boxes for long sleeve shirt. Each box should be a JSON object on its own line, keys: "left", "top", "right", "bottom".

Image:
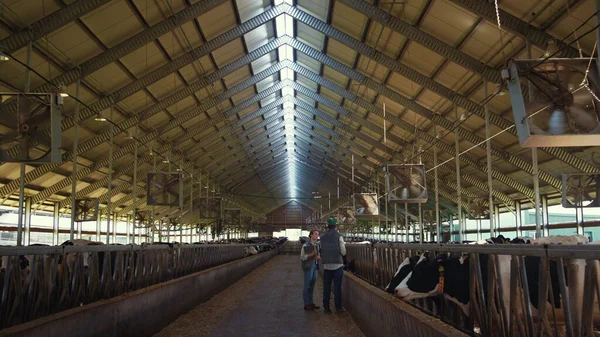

{"left": 300, "top": 241, "right": 319, "bottom": 261}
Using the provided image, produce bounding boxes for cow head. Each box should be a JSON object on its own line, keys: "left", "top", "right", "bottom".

{"left": 385, "top": 255, "right": 420, "bottom": 294}
{"left": 395, "top": 253, "right": 440, "bottom": 300}
{"left": 395, "top": 254, "right": 469, "bottom": 304}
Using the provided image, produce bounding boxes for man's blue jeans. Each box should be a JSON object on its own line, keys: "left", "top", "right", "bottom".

{"left": 302, "top": 262, "right": 317, "bottom": 305}
{"left": 323, "top": 266, "right": 344, "bottom": 309}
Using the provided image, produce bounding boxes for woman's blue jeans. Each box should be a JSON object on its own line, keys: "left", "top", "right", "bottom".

{"left": 302, "top": 262, "right": 317, "bottom": 305}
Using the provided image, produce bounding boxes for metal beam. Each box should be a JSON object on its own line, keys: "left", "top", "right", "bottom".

{"left": 0, "top": 0, "right": 114, "bottom": 54}
{"left": 295, "top": 93, "right": 513, "bottom": 204}
{"left": 288, "top": 6, "right": 595, "bottom": 175}
{"left": 289, "top": 76, "right": 539, "bottom": 198}
{"left": 24, "top": 62, "right": 289, "bottom": 205}
{"left": 332, "top": 0, "right": 500, "bottom": 83}
{"left": 450, "top": 0, "right": 581, "bottom": 58}
{"left": 0, "top": 40, "right": 288, "bottom": 201}
{"left": 1, "top": 5, "right": 286, "bottom": 150}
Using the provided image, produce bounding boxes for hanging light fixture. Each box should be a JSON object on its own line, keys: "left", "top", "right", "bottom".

{"left": 162, "top": 158, "right": 170, "bottom": 164}
{"left": 56, "top": 84, "right": 69, "bottom": 97}
{"left": 94, "top": 111, "right": 107, "bottom": 122}
{"left": 124, "top": 131, "right": 134, "bottom": 140}
{"left": 495, "top": 83, "right": 506, "bottom": 96}
{"left": 544, "top": 39, "right": 558, "bottom": 58}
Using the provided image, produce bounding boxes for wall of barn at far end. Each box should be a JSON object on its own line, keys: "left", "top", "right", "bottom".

{"left": 340, "top": 271, "right": 469, "bottom": 337}
{"left": 0, "top": 250, "right": 277, "bottom": 337}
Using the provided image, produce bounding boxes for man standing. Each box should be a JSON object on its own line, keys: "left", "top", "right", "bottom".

{"left": 320, "top": 217, "right": 346, "bottom": 313}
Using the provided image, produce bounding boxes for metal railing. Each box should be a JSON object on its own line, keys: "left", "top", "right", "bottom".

{"left": 346, "top": 243, "right": 600, "bottom": 337}
{"left": 0, "top": 243, "right": 270, "bottom": 329}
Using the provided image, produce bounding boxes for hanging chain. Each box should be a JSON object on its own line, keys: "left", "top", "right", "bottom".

{"left": 494, "top": 0, "right": 506, "bottom": 60}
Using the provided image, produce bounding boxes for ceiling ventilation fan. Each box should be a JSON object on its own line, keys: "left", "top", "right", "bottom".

{"left": 135, "top": 210, "right": 151, "bottom": 228}
{"left": 467, "top": 198, "right": 491, "bottom": 220}
{"left": 74, "top": 199, "right": 99, "bottom": 222}
{"left": 422, "top": 210, "right": 437, "bottom": 232}
{"left": 198, "top": 197, "right": 222, "bottom": 221}
{"left": 146, "top": 172, "right": 183, "bottom": 207}
{"left": 337, "top": 206, "right": 356, "bottom": 224}
{"left": 561, "top": 173, "right": 600, "bottom": 208}
{"left": 223, "top": 209, "right": 241, "bottom": 227}
{"left": 505, "top": 58, "right": 600, "bottom": 147}
{"left": 353, "top": 193, "right": 379, "bottom": 217}
{"left": 385, "top": 164, "right": 428, "bottom": 203}
{"left": 0, "top": 94, "right": 62, "bottom": 162}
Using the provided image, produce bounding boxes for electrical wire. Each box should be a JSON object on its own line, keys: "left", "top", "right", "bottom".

{"left": 525, "top": 16, "right": 600, "bottom": 72}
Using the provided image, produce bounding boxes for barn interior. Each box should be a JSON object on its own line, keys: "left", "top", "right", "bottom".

{"left": 0, "top": 0, "right": 600, "bottom": 337}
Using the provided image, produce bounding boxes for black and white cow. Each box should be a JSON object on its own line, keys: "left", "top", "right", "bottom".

{"left": 392, "top": 235, "right": 597, "bottom": 336}
{"left": 395, "top": 253, "right": 471, "bottom": 315}
{"left": 385, "top": 255, "right": 421, "bottom": 294}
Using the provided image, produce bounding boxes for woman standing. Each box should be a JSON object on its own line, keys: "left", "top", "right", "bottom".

{"left": 301, "top": 229, "right": 320, "bottom": 310}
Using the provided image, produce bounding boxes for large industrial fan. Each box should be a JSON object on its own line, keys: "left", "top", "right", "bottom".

{"left": 562, "top": 173, "right": 600, "bottom": 208}
{"left": 135, "top": 210, "right": 151, "bottom": 228}
{"left": 74, "top": 199, "right": 99, "bottom": 222}
{"left": 211, "top": 218, "right": 224, "bottom": 239}
{"left": 385, "top": 164, "right": 428, "bottom": 203}
{"left": 223, "top": 209, "right": 241, "bottom": 227}
{"left": 0, "top": 94, "right": 62, "bottom": 163}
{"left": 198, "top": 197, "right": 222, "bottom": 221}
{"left": 241, "top": 216, "right": 252, "bottom": 231}
{"left": 353, "top": 193, "right": 379, "bottom": 216}
{"left": 337, "top": 206, "right": 356, "bottom": 224}
{"left": 422, "top": 210, "right": 437, "bottom": 232}
{"left": 146, "top": 172, "right": 183, "bottom": 207}
{"left": 468, "top": 198, "right": 491, "bottom": 219}
{"left": 505, "top": 58, "right": 600, "bottom": 147}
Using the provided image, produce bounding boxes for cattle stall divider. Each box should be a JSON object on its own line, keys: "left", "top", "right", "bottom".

{"left": 345, "top": 243, "right": 600, "bottom": 337}
{"left": 0, "top": 242, "right": 282, "bottom": 330}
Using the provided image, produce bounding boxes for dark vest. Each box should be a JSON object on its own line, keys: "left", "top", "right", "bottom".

{"left": 320, "top": 229, "right": 343, "bottom": 264}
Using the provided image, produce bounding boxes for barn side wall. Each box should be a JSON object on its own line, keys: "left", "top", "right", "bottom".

{"left": 342, "top": 272, "right": 469, "bottom": 337}
{"left": 0, "top": 250, "right": 276, "bottom": 337}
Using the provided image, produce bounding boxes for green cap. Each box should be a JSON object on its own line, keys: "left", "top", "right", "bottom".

{"left": 327, "top": 217, "right": 338, "bottom": 226}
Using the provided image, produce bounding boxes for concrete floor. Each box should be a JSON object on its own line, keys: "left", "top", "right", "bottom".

{"left": 152, "top": 255, "right": 366, "bottom": 337}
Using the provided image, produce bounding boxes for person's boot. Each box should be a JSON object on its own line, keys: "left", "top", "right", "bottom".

{"left": 309, "top": 304, "right": 320, "bottom": 309}
{"left": 304, "top": 304, "right": 315, "bottom": 310}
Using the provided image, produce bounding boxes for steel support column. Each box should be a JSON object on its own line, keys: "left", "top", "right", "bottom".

{"left": 70, "top": 80, "right": 81, "bottom": 241}
{"left": 494, "top": 205, "right": 500, "bottom": 235}
{"left": 126, "top": 214, "right": 130, "bottom": 242}
{"left": 434, "top": 126, "right": 440, "bottom": 243}
{"left": 112, "top": 213, "right": 117, "bottom": 243}
{"left": 527, "top": 42, "right": 542, "bottom": 239}
{"left": 404, "top": 203, "right": 408, "bottom": 242}
{"left": 24, "top": 197, "right": 31, "bottom": 245}
{"left": 455, "top": 106, "right": 463, "bottom": 243}
{"left": 394, "top": 203, "right": 398, "bottom": 242}
{"left": 53, "top": 203, "right": 59, "bottom": 245}
{"left": 516, "top": 202, "right": 523, "bottom": 237}
{"left": 132, "top": 138, "right": 138, "bottom": 245}
{"left": 96, "top": 215, "right": 100, "bottom": 242}
{"left": 542, "top": 195, "right": 550, "bottom": 237}
{"left": 106, "top": 108, "right": 114, "bottom": 244}
{"left": 16, "top": 41, "right": 33, "bottom": 246}
{"left": 484, "top": 80, "right": 494, "bottom": 238}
